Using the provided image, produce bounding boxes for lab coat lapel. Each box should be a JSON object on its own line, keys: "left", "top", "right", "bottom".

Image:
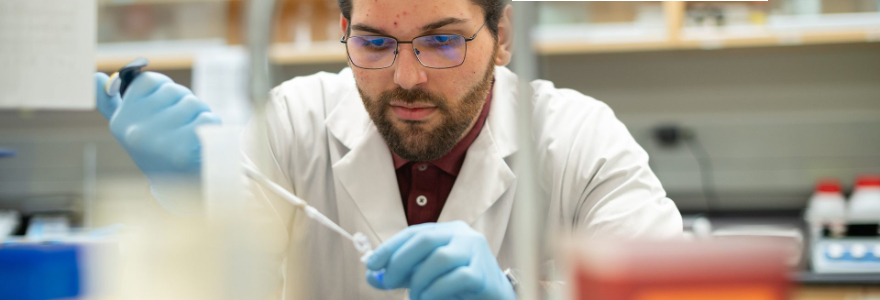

{"left": 438, "top": 66, "right": 520, "bottom": 254}
{"left": 325, "top": 66, "right": 521, "bottom": 247}
{"left": 437, "top": 126, "right": 515, "bottom": 224}
{"left": 326, "top": 83, "right": 408, "bottom": 243}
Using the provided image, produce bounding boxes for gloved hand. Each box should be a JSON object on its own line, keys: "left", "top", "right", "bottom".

{"left": 94, "top": 72, "right": 221, "bottom": 213}
{"left": 365, "top": 221, "right": 515, "bottom": 300}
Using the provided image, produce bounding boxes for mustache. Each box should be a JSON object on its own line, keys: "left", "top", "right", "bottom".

{"left": 380, "top": 88, "right": 447, "bottom": 109}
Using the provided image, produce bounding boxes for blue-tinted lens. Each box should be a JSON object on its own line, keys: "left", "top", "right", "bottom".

{"left": 414, "top": 35, "right": 466, "bottom": 68}
{"left": 347, "top": 36, "right": 397, "bottom": 68}
{"left": 357, "top": 36, "right": 395, "bottom": 50}
{"left": 421, "top": 35, "right": 459, "bottom": 47}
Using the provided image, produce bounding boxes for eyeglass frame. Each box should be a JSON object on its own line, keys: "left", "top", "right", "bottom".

{"left": 339, "top": 18, "right": 489, "bottom": 70}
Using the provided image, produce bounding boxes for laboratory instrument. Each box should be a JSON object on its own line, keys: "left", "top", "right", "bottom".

{"left": 805, "top": 179, "right": 847, "bottom": 237}
{"left": 847, "top": 175, "right": 880, "bottom": 225}
{"left": 0, "top": 211, "right": 20, "bottom": 240}
{"left": 25, "top": 215, "right": 70, "bottom": 241}
{"left": 806, "top": 176, "right": 880, "bottom": 274}
{"left": 104, "top": 58, "right": 149, "bottom": 97}
{"left": 240, "top": 164, "right": 383, "bottom": 279}
{"left": 95, "top": 58, "right": 221, "bottom": 214}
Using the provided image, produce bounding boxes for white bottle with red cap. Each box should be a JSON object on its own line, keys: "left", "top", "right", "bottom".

{"left": 846, "top": 175, "right": 880, "bottom": 225}
{"left": 804, "top": 179, "right": 847, "bottom": 237}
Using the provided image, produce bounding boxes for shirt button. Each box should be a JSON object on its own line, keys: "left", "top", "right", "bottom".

{"left": 417, "top": 164, "right": 428, "bottom": 171}
{"left": 416, "top": 195, "right": 428, "bottom": 207}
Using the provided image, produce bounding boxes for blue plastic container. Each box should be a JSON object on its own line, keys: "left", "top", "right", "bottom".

{"left": 0, "top": 243, "right": 81, "bottom": 300}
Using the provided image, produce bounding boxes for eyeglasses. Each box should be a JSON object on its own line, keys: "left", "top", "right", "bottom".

{"left": 340, "top": 19, "right": 488, "bottom": 70}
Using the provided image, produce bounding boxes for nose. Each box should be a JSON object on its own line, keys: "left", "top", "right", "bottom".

{"left": 393, "top": 44, "right": 428, "bottom": 90}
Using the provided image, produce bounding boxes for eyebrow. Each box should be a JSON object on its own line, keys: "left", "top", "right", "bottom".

{"left": 350, "top": 17, "right": 469, "bottom": 36}
{"left": 421, "top": 17, "right": 468, "bottom": 31}
{"left": 350, "top": 24, "right": 387, "bottom": 35}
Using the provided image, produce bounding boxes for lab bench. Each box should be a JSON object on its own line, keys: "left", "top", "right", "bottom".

{"left": 692, "top": 212, "right": 880, "bottom": 300}
{"left": 794, "top": 287, "right": 880, "bottom": 300}
{"left": 794, "top": 275, "right": 880, "bottom": 300}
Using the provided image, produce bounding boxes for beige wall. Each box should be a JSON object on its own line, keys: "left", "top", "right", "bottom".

{"left": 539, "top": 43, "right": 880, "bottom": 211}
{"left": 1, "top": 43, "right": 878, "bottom": 217}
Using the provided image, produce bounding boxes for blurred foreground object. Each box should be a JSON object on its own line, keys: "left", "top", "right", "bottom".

{"left": 0, "top": 0, "right": 95, "bottom": 110}
{"left": 0, "top": 229, "right": 120, "bottom": 300}
{"left": 565, "top": 238, "right": 792, "bottom": 300}
{"left": 0, "top": 244, "right": 81, "bottom": 300}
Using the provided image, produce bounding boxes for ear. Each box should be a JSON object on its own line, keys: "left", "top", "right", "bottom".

{"left": 340, "top": 14, "right": 354, "bottom": 69}
{"left": 340, "top": 14, "right": 349, "bottom": 37}
{"left": 494, "top": 4, "right": 513, "bottom": 66}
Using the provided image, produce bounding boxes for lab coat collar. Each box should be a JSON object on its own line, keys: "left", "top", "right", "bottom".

{"left": 325, "top": 66, "right": 519, "bottom": 158}
{"left": 326, "top": 66, "right": 520, "bottom": 244}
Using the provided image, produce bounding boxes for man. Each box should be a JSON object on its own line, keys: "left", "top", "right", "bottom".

{"left": 94, "top": 0, "right": 682, "bottom": 299}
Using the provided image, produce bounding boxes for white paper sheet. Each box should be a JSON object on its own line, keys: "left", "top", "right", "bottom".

{"left": 0, "top": 0, "right": 96, "bottom": 110}
{"left": 192, "top": 47, "right": 251, "bottom": 126}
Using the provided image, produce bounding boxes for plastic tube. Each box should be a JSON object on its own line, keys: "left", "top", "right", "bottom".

{"left": 241, "top": 164, "right": 385, "bottom": 283}
{"left": 243, "top": 163, "right": 351, "bottom": 240}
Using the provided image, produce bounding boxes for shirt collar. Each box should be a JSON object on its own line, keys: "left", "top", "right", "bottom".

{"left": 391, "top": 80, "right": 494, "bottom": 176}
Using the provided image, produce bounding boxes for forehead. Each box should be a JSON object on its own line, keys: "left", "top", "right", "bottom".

{"left": 350, "top": 0, "right": 483, "bottom": 25}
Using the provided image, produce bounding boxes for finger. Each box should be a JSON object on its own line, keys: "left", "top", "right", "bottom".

{"left": 150, "top": 95, "right": 212, "bottom": 128}
{"left": 121, "top": 72, "right": 173, "bottom": 103}
{"left": 419, "top": 266, "right": 483, "bottom": 300}
{"left": 367, "top": 223, "right": 436, "bottom": 271}
{"left": 171, "top": 112, "right": 220, "bottom": 172}
{"left": 94, "top": 72, "right": 120, "bottom": 120}
{"left": 408, "top": 245, "right": 470, "bottom": 300}
{"left": 187, "top": 111, "right": 222, "bottom": 127}
{"left": 366, "top": 270, "right": 387, "bottom": 290}
{"left": 383, "top": 229, "right": 453, "bottom": 289}
{"left": 131, "top": 82, "right": 194, "bottom": 113}
{"left": 163, "top": 127, "right": 202, "bottom": 174}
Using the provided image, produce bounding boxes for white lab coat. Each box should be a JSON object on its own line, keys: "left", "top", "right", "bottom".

{"left": 240, "top": 66, "right": 682, "bottom": 299}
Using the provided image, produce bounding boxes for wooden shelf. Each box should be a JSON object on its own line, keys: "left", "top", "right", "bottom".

{"left": 269, "top": 42, "right": 347, "bottom": 65}
{"left": 536, "top": 40, "right": 674, "bottom": 55}
{"left": 534, "top": 27, "right": 880, "bottom": 55}
{"left": 532, "top": 3, "right": 880, "bottom": 55}
{"left": 98, "top": 0, "right": 237, "bottom": 6}
{"left": 96, "top": 25, "right": 880, "bottom": 71}
{"left": 95, "top": 41, "right": 349, "bottom": 72}
{"left": 95, "top": 0, "right": 880, "bottom": 69}
{"left": 675, "top": 28, "right": 880, "bottom": 50}
{"left": 97, "top": 53, "right": 195, "bottom": 71}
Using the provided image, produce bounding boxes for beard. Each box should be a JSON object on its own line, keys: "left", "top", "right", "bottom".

{"left": 358, "top": 52, "right": 496, "bottom": 162}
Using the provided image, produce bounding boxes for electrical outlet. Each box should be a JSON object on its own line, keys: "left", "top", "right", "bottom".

{"left": 653, "top": 124, "right": 685, "bottom": 147}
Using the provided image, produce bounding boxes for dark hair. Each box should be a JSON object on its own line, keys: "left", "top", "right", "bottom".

{"left": 338, "top": 0, "right": 506, "bottom": 40}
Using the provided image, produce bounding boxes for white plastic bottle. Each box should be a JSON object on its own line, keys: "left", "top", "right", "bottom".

{"left": 846, "top": 175, "right": 880, "bottom": 225}
{"left": 804, "top": 179, "right": 847, "bottom": 237}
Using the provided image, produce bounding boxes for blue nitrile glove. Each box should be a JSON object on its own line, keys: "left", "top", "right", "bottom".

{"left": 365, "top": 221, "right": 515, "bottom": 300}
{"left": 94, "top": 72, "right": 221, "bottom": 213}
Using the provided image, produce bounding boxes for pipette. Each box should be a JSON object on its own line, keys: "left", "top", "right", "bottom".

{"left": 241, "top": 164, "right": 384, "bottom": 279}
{"left": 104, "top": 58, "right": 149, "bottom": 97}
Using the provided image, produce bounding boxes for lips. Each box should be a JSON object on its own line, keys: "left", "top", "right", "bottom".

{"left": 390, "top": 103, "right": 437, "bottom": 121}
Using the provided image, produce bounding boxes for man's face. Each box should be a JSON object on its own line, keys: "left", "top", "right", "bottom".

{"left": 346, "top": 0, "right": 498, "bottom": 162}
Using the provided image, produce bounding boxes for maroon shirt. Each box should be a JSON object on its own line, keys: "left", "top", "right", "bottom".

{"left": 392, "top": 86, "right": 493, "bottom": 225}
